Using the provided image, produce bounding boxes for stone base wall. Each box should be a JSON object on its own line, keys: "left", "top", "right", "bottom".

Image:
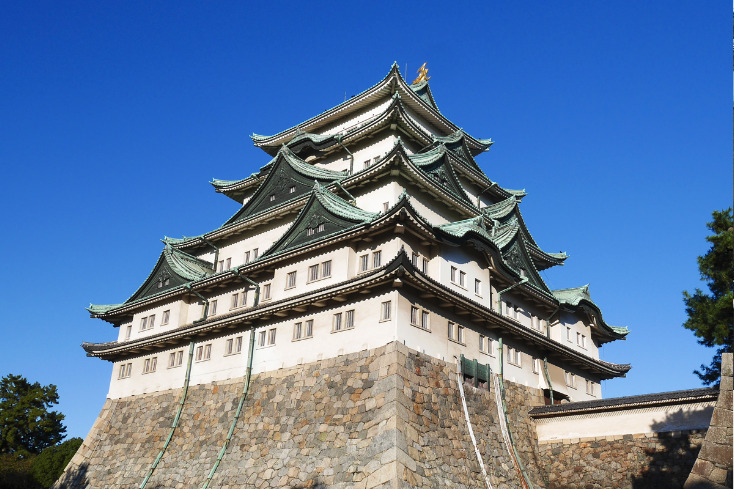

{"left": 536, "top": 430, "right": 707, "bottom": 489}
{"left": 54, "top": 342, "right": 547, "bottom": 489}
{"left": 684, "top": 352, "right": 733, "bottom": 489}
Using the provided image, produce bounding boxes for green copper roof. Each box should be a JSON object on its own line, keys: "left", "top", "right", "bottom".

{"left": 210, "top": 178, "right": 243, "bottom": 188}
{"left": 408, "top": 146, "right": 472, "bottom": 205}
{"left": 262, "top": 183, "right": 378, "bottom": 258}
{"left": 162, "top": 235, "right": 203, "bottom": 246}
{"left": 482, "top": 196, "right": 520, "bottom": 220}
{"left": 409, "top": 80, "right": 439, "bottom": 111}
{"left": 224, "top": 146, "right": 346, "bottom": 225}
{"left": 553, "top": 285, "right": 630, "bottom": 337}
{"left": 86, "top": 303, "right": 122, "bottom": 315}
{"left": 437, "top": 216, "right": 493, "bottom": 241}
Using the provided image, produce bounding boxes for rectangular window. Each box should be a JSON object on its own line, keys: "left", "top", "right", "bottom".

{"left": 286, "top": 271, "right": 297, "bottom": 289}
{"left": 210, "top": 300, "right": 217, "bottom": 316}
{"left": 586, "top": 380, "right": 594, "bottom": 396}
{"left": 293, "top": 322, "right": 303, "bottom": 340}
{"left": 565, "top": 371, "right": 576, "bottom": 388}
{"left": 244, "top": 251, "right": 251, "bottom": 263}
{"left": 372, "top": 250, "right": 382, "bottom": 268}
{"left": 530, "top": 314, "right": 537, "bottom": 330}
{"left": 451, "top": 266, "right": 457, "bottom": 283}
{"left": 507, "top": 346, "right": 521, "bottom": 367}
{"left": 231, "top": 293, "right": 239, "bottom": 309}
{"left": 577, "top": 332, "right": 581, "bottom": 346}
{"left": 457, "top": 325, "right": 464, "bottom": 344}
{"left": 289, "top": 185, "right": 296, "bottom": 194}
{"left": 317, "top": 223, "right": 325, "bottom": 233}
{"left": 217, "top": 260, "right": 224, "bottom": 273}
{"left": 262, "top": 284, "right": 271, "bottom": 300}
{"left": 448, "top": 321, "right": 455, "bottom": 341}
{"left": 203, "top": 344, "right": 211, "bottom": 360}
{"left": 382, "top": 202, "right": 389, "bottom": 212}
{"left": 459, "top": 271, "right": 466, "bottom": 287}
{"left": 140, "top": 316, "right": 148, "bottom": 331}
{"left": 380, "top": 301, "right": 391, "bottom": 321}
{"left": 345, "top": 310, "right": 355, "bottom": 329}
{"left": 421, "top": 311, "right": 430, "bottom": 330}
{"left": 410, "top": 306, "right": 419, "bottom": 325}
{"left": 269, "top": 194, "right": 276, "bottom": 202}
{"left": 161, "top": 310, "right": 170, "bottom": 325}
{"left": 321, "top": 260, "right": 331, "bottom": 278}
{"left": 168, "top": 351, "right": 183, "bottom": 368}
{"left": 479, "top": 335, "right": 493, "bottom": 355}
{"left": 422, "top": 257, "right": 428, "bottom": 273}
{"left": 532, "top": 358, "right": 541, "bottom": 374}
{"left": 143, "top": 357, "right": 157, "bottom": 374}
{"left": 240, "top": 290, "right": 247, "bottom": 307}
{"left": 225, "top": 258, "right": 231, "bottom": 270}
{"left": 253, "top": 248, "right": 259, "bottom": 260}
{"left": 268, "top": 328, "right": 276, "bottom": 345}
{"left": 226, "top": 338, "right": 234, "bottom": 355}
{"left": 305, "top": 319, "right": 313, "bottom": 337}
{"left": 308, "top": 264, "right": 319, "bottom": 282}
{"left": 235, "top": 336, "right": 242, "bottom": 353}
{"left": 148, "top": 315, "right": 155, "bottom": 328}
{"left": 566, "top": 327, "right": 572, "bottom": 342}
{"left": 258, "top": 330, "right": 266, "bottom": 347}
{"left": 333, "top": 312, "right": 343, "bottom": 332}
{"left": 125, "top": 325, "right": 132, "bottom": 340}
{"left": 412, "top": 252, "right": 419, "bottom": 267}
{"left": 373, "top": 156, "right": 380, "bottom": 165}
{"left": 581, "top": 335, "right": 587, "bottom": 349}
{"left": 474, "top": 279, "right": 481, "bottom": 295}
{"left": 119, "top": 363, "right": 132, "bottom": 379}
{"left": 196, "top": 345, "right": 212, "bottom": 361}
{"left": 359, "top": 254, "right": 369, "bottom": 272}
{"left": 364, "top": 159, "right": 370, "bottom": 169}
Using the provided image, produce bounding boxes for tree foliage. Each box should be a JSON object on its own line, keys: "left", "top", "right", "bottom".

{"left": 0, "top": 374, "right": 66, "bottom": 457}
{"left": 683, "top": 208, "right": 734, "bottom": 385}
{"left": 29, "top": 437, "right": 82, "bottom": 488}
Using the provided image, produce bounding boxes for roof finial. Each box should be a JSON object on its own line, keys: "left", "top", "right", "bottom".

{"left": 412, "top": 63, "right": 430, "bottom": 85}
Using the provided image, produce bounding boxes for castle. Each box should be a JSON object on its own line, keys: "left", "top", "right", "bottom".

{"left": 55, "top": 65, "right": 729, "bottom": 489}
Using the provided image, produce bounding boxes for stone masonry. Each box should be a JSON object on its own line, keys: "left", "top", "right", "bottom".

{"left": 684, "top": 352, "right": 733, "bottom": 489}
{"left": 54, "top": 342, "right": 547, "bottom": 489}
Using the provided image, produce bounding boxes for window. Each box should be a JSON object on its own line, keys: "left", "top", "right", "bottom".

{"left": 459, "top": 271, "right": 466, "bottom": 288}
{"left": 421, "top": 311, "right": 430, "bottom": 330}
{"left": 410, "top": 306, "right": 419, "bottom": 325}
{"left": 382, "top": 202, "right": 389, "bottom": 212}
{"left": 373, "top": 156, "right": 380, "bottom": 165}
{"left": 507, "top": 346, "right": 521, "bottom": 367}
{"left": 225, "top": 258, "right": 231, "bottom": 270}
{"left": 125, "top": 325, "right": 132, "bottom": 340}
{"left": 364, "top": 159, "right": 370, "bottom": 169}
{"left": 196, "top": 344, "right": 212, "bottom": 362}
{"left": 359, "top": 254, "right": 369, "bottom": 272}
{"left": 457, "top": 325, "right": 465, "bottom": 343}
{"left": 268, "top": 328, "right": 276, "bottom": 345}
{"left": 530, "top": 314, "right": 538, "bottom": 330}
{"left": 305, "top": 319, "right": 313, "bottom": 337}
{"left": 168, "top": 350, "right": 184, "bottom": 368}
{"left": 143, "top": 357, "right": 157, "bottom": 374}
{"left": 586, "top": 380, "right": 595, "bottom": 396}
{"left": 217, "top": 260, "right": 224, "bottom": 273}
{"left": 565, "top": 371, "right": 576, "bottom": 388}
{"left": 161, "top": 310, "right": 170, "bottom": 325}
{"left": 231, "top": 293, "right": 239, "bottom": 309}
{"left": 210, "top": 300, "right": 218, "bottom": 316}
{"left": 577, "top": 332, "right": 581, "bottom": 346}
{"left": 532, "top": 358, "right": 541, "bottom": 374}
{"left": 253, "top": 248, "right": 259, "bottom": 260}
{"left": 286, "top": 271, "right": 297, "bottom": 289}
{"left": 240, "top": 290, "right": 247, "bottom": 307}
{"left": 225, "top": 336, "right": 243, "bottom": 355}
{"left": 317, "top": 223, "right": 325, "bottom": 233}
{"left": 140, "top": 316, "right": 148, "bottom": 331}
{"left": 567, "top": 327, "right": 572, "bottom": 342}
{"left": 269, "top": 194, "right": 276, "bottom": 202}
{"left": 380, "top": 301, "right": 391, "bottom": 321}
{"left": 474, "top": 279, "right": 481, "bottom": 295}
{"left": 479, "top": 335, "right": 493, "bottom": 355}
{"left": 451, "top": 266, "right": 457, "bottom": 283}
{"left": 307, "top": 227, "right": 315, "bottom": 236}
{"left": 411, "top": 252, "right": 419, "bottom": 267}
{"left": 149, "top": 315, "right": 155, "bottom": 328}
{"left": 321, "top": 260, "right": 331, "bottom": 278}
{"left": 580, "top": 334, "right": 587, "bottom": 349}
{"left": 289, "top": 185, "right": 296, "bottom": 194}
{"left": 448, "top": 322, "right": 464, "bottom": 343}
{"left": 333, "top": 312, "right": 343, "bottom": 332}
{"left": 293, "top": 322, "right": 303, "bottom": 340}
{"left": 262, "top": 284, "right": 271, "bottom": 300}
{"left": 118, "top": 363, "right": 132, "bottom": 379}
{"left": 345, "top": 310, "right": 355, "bottom": 329}
{"left": 372, "top": 250, "right": 382, "bottom": 268}
{"left": 258, "top": 330, "right": 266, "bottom": 347}
{"left": 422, "top": 258, "right": 428, "bottom": 273}
{"left": 308, "top": 264, "right": 319, "bottom": 282}
{"left": 244, "top": 251, "right": 251, "bottom": 263}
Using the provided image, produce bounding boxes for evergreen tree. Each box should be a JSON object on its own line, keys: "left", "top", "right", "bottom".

{"left": 683, "top": 208, "right": 734, "bottom": 385}
{"left": 29, "top": 437, "right": 82, "bottom": 488}
{"left": 0, "top": 374, "right": 66, "bottom": 457}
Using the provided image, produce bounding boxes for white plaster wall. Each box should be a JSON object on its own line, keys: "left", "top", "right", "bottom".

{"left": 535, "top": 402, "right": 716, "bottom": 441}
{"left": 353, "top": 180, "right": 403, "bottom": 215}
{"left": 438, "top": 246, "right": 492, "bottom": 308}
{"left": 123, "top": 301, "right": 187, "bottom": 342}
{"left": 319, "top": 98, "right": 394, "bottom": 137}
{"left": 555, "top": 311, "right": 599, "bottom": 359}
{"left": 315, "top": 135, "right": 397, "bottom": 175}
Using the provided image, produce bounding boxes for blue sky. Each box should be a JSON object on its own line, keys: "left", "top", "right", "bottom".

{"left": 0, "top": 2, "right": 730, "bottom": 440}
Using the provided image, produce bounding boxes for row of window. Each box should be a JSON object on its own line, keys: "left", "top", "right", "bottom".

{"left": 285, "top": 260, "right": 333, "bottom": 289}
{"left": 450, "top": 266, "right": 483, "bottom": 296}
{"left": 504, "top": 301, "right": 547, "bottom": 333}
{"left": 127, "top": 310, "right": 172, "bottom": 340}
{"left": 268, "top": 185, "right": 297, "bottom": 203}
{"left": 566, "top": 327, "right": 588, "bottom": 349}
{"left": 215, "top": 248, "right": 260, "bottom": 274}
{"left": 359, "top": 250, "right": 382, "bottom": 272}
{"left": 411, "top": 252, "right": 429, "bottom": 274}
